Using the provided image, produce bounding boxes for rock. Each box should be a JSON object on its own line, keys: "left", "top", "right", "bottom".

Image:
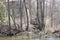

{"left": 0, "top": 33, "right": 7, "bottom": 37}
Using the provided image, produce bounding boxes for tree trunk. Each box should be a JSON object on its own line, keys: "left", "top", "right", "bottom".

{"left": 40, "top": 0, "right": 45, "bottom": 30}
{"left": 12, "top": 0, "right": 17, "bottom": 30}
{"left": 19, "top": 0, "right": 23, "bottom": 31}
{"left": 28, "top": 0, "right": 31, "bottom": 24}
{"left": 7, "top": 0, "right": 11, "bottom": 35}
{"left": 23, "top": 0, "right": 29, "bottom": 31}
{"left": 50, "top": 0, "right": 55, "bottom": 27}
{"left": 37, "top": 0, "right": 41, "bottom": 30}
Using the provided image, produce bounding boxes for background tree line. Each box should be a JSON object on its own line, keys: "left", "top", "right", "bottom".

{"left": 0, "top": 0, "right": 60, "bottom": 36}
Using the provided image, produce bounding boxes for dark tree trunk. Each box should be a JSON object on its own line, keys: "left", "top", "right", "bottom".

{"left": 23, "top": 0, "right": 29, "bottom": 31}
{"left": 19, "top": 0, "right": 23, "bottom": 31}
{"left": 7, "top": 0, "right": 11, "bottom": 34}
{"left": 36, "top": 0, "right": 45, "bottom": 30}
{"left": 40, "top": 0, "right": 45, "bottom": 30}
{"left": 37, "top": 0, "right": 41, "bottom": 30}
{"left": 42, "top": 0, "right": 45, "bottom": 30}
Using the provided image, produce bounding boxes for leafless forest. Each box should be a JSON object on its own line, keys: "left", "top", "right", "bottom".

{"left": 0, "top": 0, "right": 60, "bottom": 37}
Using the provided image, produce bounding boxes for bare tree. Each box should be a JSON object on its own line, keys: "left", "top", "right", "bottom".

{"left": 36, "top": 0, "right": 41, "bottom": 30}
{"left": 7, "top": 0, "right": 11, "bottom": 35}
{"left": 23, "top": 0, "right": 29, "bottom": 31}
{"left": 28, "top": 0, "right": 31, "bottom": 23}
{"left": 19, "top": 0, "right": 23, "bottom": 31}
{"left": 12, "top": 0, "right": 17, "bottom": 30}
{"left": 35, "top": 0, "right": 45, "bottom": 30}
{"left": 50, "top": 0, "right": 55, "bottom": 27}
{"left": 40, "top": 0, "right": 45, "bottom": 30}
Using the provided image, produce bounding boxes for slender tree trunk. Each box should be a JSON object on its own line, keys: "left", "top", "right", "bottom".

{"left": 40, "top": 0, "right": 45, "bottom": 30}
{"left": 51, "top": 0, "right": 55, "bottom": 27}
{"left": 53, "top": 0, "right": 55, "bottom": 27}
{"left": 42, "top": 0, "right": 45, "bottom": 29}
{"left": 37, "top": 0, "right": 41, "bottom": 30}
{"left": 23, "top": 0, "right": 29, "bottom": 31}
{"left": 19, "top": 0, "right": 23, "bottom": 31}
{"left": 7, "top": 0, "right": 11, "bottom": 34}
{"left": 12, "top": 0, "right": 17, "bottom": 30}
{"left": 28, "top": 0, "right": 31, "bottom": 23}
{"left": 12, "top": 9, "right": 17, "bottom": 29}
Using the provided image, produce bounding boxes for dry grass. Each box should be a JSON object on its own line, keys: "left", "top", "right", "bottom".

{"left": 45, "top": 24, "right": 60, "bottom": 33}
{"left": 0, "top": 35, "right": 29, "bottom": 40}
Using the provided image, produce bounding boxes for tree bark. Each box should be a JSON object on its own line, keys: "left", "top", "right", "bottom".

{"left": 19, "top": 0, "right": 23, "bottom": 31}
{"left": 7, "top": 0, "right": 11, "bottom": 34}
{"left": 12, "top": 0, "right": 17, "bottom": 30}
{"left": 37, "top": 0, "right": 41, "bottom": 30}
{"left": 40, "top": 0, "right": 45, "bottom": 30}
{"left": 28, "top": 0, "right": 31, "bottom": 23}
{"left": 23, "top": 0, "right": 29, "bottom": 31}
